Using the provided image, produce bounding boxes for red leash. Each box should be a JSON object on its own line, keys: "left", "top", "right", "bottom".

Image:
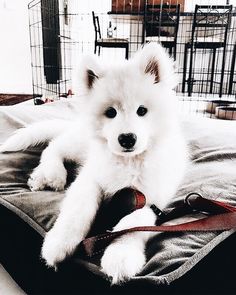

{"left": 80, "top": 193, "right": 236, "bottom": 257}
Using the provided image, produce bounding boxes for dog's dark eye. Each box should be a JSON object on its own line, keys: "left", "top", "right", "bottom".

{"left": 137, "top": 106, "right": 148, "bottom": 117}
{"left": 104, "top": 107, "right": 117, "bottom": 118}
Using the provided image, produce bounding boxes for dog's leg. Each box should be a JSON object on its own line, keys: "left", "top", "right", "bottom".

{"left": 41, "top": 168, "right": 101, "bottom": 267}
{"left": 28, "top": 142, "right": 67, "bottom": 191}
{"left": 28, "top": 133, "right": 82, "bottom": 191}
{"left": 101, "top": 206, "right": 157, "bottom": 285}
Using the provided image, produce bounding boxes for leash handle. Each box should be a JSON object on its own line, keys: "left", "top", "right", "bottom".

{"left": 185, "top": 193, "right": 236, "bottom": 214}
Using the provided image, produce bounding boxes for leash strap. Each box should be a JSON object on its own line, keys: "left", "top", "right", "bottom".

{"left": 80, "top": 193, "right": 236, "bottom": 257}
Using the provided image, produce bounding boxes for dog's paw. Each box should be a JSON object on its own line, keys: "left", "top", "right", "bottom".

{"left": 41, "top": 228, "right": 76, "bottom": 267}
{"left": 28, "top": 163, "right": 67, "bottom": 191}
{"left": 101, "top": 241, "right": 146, "bottom": 285}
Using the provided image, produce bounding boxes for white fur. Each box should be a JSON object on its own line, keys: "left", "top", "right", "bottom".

{"left": 0, "top": 119, "right": 71, "bottom": 152}
{"left": 0, "top": 43, "right": 188, "bottom": 284}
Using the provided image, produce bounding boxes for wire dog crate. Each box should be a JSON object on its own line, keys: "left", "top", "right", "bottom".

{"left": 28, "top": 0, "right": 236, "bottom": 119}
{"left": 28, "top": 0, "right": 78, "bottom": 104}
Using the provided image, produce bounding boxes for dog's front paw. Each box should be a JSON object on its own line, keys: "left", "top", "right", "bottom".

{"left": 101, "top": 241, "right": 146, "bottom": 285}
{"left": 41, "top": 228, "right": 75, "bottom": 267}
{"left": 28, "top": 163, "right": 67, "bottom": 191}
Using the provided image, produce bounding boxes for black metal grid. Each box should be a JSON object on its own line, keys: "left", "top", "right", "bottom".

{"left": 28, "top": 0, "right": 236, "bottom": 119}
{"left": 28, "top": 0, "right": 78, "bottom": 104}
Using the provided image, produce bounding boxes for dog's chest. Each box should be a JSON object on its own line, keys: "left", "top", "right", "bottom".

{"left": 97, "top": 157, "right": 145, "bottom": 195}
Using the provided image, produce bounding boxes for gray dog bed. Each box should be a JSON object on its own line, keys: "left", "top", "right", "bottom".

{"left": 0, "top": 100, "right": 236, "bottom": 294}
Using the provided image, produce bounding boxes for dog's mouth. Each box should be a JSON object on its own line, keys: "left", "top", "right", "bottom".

{"left": 122, "top": 148, "right": 135, "bottom": 153}
{"left": 113, "top": 147, "right": 146, "bottom": 157}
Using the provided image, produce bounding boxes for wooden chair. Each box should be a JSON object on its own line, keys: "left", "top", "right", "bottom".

{"left": 143, "top": 3, "right": 180, "bottom": 60}
{"left": 92, "top": 11, "right": 129, "bottom": 59}
{"left": 182, "top": 5, "right": 232, "bottom": 97}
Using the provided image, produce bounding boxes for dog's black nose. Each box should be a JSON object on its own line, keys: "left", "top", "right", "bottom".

{"left": 118, "top": 133, "right": 137, "bottom": 149}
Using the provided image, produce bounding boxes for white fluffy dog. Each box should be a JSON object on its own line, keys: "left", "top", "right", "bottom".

{"left": 0, "top": 43, "right": 188, "bottom": 284}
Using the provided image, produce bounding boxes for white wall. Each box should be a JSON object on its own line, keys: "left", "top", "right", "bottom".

{"left": 0, "top": 0, "right": 32, "bottom": 94}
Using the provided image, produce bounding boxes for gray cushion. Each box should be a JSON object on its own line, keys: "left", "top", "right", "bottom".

{"left": 0, "top": 101, "right": 236, "bottom": 288}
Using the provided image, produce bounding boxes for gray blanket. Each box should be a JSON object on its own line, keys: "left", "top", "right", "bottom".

{"left": 0, "top": 100, "right": 236, "bottom": 288}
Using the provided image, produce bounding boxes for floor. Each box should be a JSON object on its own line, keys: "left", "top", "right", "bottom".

{"left": 0, "top": 94, "right": 33, "bottom": 106}
{"left": 0, "top": 264, "right": 25, "bottom": 295}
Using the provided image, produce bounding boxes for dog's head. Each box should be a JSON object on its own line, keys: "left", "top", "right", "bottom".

{"left": 78, "top": 43, "right": 178, "bottom": 157}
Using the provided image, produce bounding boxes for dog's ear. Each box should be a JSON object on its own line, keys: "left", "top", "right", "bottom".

{"left": 73, "top": 55, "right": 103, "bottom": 94}
{"left": 144, "top": 57, "right": 160, "bottom": 83}
{"left": 133, "top": 43, "right": 178, "bottom": 88}
{"left": 86, "top": 69, "right": 99, "bottom": 89}
{"left": 84, "top": 55, "right": 103, "bottom": 90}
